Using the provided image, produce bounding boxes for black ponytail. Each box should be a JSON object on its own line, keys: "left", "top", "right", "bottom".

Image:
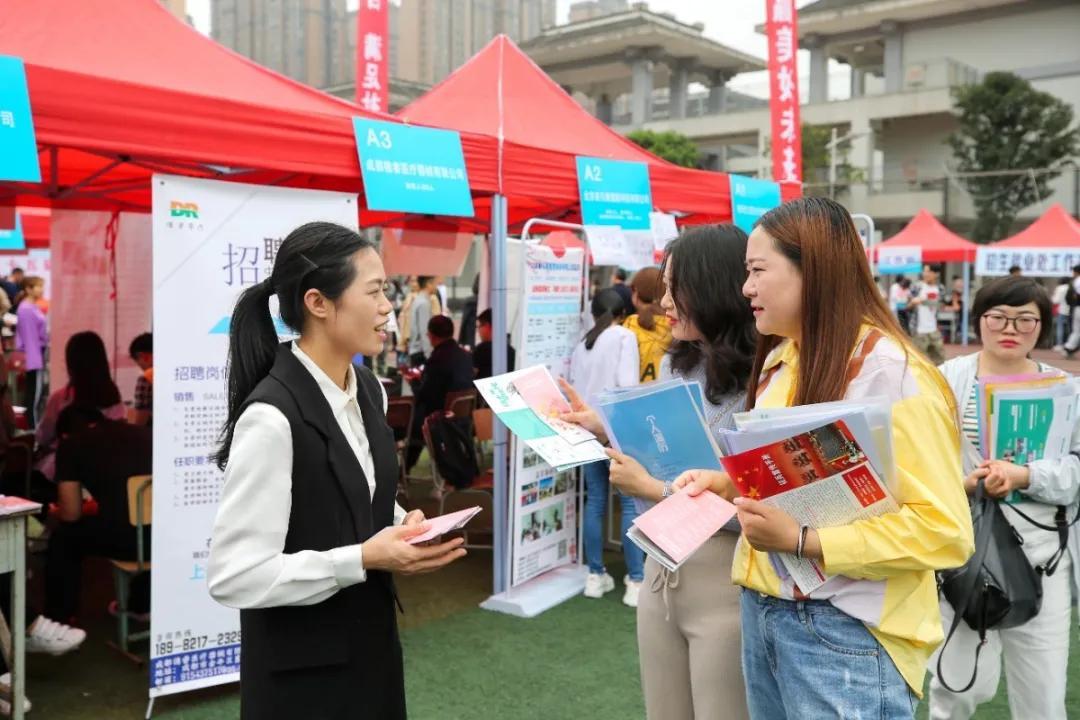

{"left": 584, "top": 287, "right": 626, "bottom": 350}
{"left": 213, "top": 221, "right": 374, "bottom": 469}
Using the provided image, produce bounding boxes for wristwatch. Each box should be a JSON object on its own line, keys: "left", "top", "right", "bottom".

{"left": 661, "top": 481, "right": 674, "bottom": 499}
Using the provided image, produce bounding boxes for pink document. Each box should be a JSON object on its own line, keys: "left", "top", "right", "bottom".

{"left": 406, "top": 506, "right": 482, "bottom": 545}
{"left": 627, "top": 491, "right": 737, "bottom": 570}
{"left": 511, "top": 366, "right": 571, "bottom": 416}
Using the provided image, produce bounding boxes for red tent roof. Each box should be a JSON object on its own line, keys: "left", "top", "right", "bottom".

{"left": 873, "top": 209, "right": 977, "bottom": 263}
{"left": 1, "top": 0, "right": 499, "bottom": 213}
{"left": 397, "top": 35, "right": 798, "bottom": 229}
{"left": 993, "top": 204, "right": 1080, "bottom": 248}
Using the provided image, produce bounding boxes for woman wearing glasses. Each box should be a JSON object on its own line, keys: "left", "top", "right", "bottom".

{"left": 931, "top": 275, "right": 1080, "bottom": 720}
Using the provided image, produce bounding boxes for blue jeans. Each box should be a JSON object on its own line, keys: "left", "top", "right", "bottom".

{"left": 740, "top": 590, "right": 917, "bottom": 719}
{"left": 583, "top": 460, "right": 644, "bottom": 582}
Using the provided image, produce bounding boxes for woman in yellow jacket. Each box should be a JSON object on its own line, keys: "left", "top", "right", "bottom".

{"left": 677, "top": 197, "right": 974, "bottom": 718}
{"left": 623, "top": 267, "right": 672, "bottom": 384}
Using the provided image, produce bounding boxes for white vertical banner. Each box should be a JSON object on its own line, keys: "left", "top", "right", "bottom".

{"left": 510, "top": 244, "right": 585, "bottom": 587}
{"left": 150, "top": 175, "right": 357, "bottom": 699}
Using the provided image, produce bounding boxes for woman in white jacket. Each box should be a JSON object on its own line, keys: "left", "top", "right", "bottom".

{"left": 931, "top": 275, "right": 1080, "bottom": 720}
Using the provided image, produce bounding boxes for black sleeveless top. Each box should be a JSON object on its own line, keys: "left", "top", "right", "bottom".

{"left": 236, "top": 344, "right": 405, "bottom": 720}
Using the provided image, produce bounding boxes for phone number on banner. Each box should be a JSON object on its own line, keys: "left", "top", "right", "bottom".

{"left": 151, "top": 641, "right": 241, "bottom": 688}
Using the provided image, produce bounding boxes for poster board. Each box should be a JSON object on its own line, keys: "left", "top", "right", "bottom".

{"left": 150, "top": 174, "right": 357, "bottom": 698}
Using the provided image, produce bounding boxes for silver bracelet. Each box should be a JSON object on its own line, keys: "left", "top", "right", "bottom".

{"left": 795, "top": 525, "right": 809, "bottom": 560}
{"left": 661, "top": 481, "right": 674, "bottom": 499}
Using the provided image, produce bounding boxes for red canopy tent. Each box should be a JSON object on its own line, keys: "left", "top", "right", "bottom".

{"left": 871, "top": 209, "right": 978, "bottom": 263}
{"left": 992, "top": 204, "right": 1080, "bottom": 248}
{"left": 0, "top": 0, "right": 500, "bottom": 214}
{"left": 395, "top": 34, "right": 799, "bottom": 231}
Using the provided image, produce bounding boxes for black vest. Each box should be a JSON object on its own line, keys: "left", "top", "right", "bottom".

{"left": 237, "top": 345, "right": 404, "bottom": 719}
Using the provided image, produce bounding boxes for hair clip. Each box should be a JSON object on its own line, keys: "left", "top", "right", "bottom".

{"left": 298, "top": 253, "right": 320, "bottom": 273}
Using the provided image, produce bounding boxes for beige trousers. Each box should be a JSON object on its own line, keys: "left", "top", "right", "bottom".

{"left": 637, "top": 532, "right": 748, "bottom": 720}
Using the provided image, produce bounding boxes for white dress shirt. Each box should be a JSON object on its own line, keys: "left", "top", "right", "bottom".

{"left": 208, "top": 343, "right": 406, "bottom": 609}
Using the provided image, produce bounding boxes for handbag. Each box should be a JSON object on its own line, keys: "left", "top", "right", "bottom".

{"left": 936, "top": 477, "right": 1043, "bottom": 693}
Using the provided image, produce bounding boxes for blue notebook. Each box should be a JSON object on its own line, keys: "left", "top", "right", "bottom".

{"left": 595, "top": 382, "right": 723, "bottom": 481}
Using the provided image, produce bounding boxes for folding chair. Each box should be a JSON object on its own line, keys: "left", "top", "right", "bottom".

{"left": 385, "top": 397, "right": 415, "bottom": 501}
{"left": 421, "top": 414, "right": 493, "bottom": 549}
{"left": 472, "top": 407, "right": 493, "bottom": 468}
{"left": 443, "top": 389, "right": 477, "bottom": 421}
{"left": 107, "top": 475, "right": 152, "bottom": 664}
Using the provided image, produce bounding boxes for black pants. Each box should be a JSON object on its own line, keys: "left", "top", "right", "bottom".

{"left": 24, "top": 369, "right": 41, "bottom": 427}
{"left": 45, "top": 517, "right": 150, "bottom": 621}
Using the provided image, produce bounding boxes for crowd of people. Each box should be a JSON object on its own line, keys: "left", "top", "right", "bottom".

{"left": 0, "top": 267, "right": 156, "bottom": 710}
{"left": 551, "top": 198, "right": 1078, "bottom": 720}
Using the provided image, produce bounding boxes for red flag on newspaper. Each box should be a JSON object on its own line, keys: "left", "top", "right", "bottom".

{"left": 766, "top": 0, "right": 802, "bottom": 185}
{"left": 356, "top": 0, "right": 389, "bottom": 114}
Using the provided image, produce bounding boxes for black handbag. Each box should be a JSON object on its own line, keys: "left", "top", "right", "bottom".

{"left": 936, "top": 478, "right": 1043, "bottom": 693}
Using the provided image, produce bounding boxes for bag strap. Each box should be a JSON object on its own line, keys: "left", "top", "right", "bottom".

{"left": 936, "top": 479, "right": 995, "bottom": 694}
{"left": 1003, "top": 450, "right": 1080, "bottom": 577}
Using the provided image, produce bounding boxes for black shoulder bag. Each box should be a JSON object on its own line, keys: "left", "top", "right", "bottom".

{"left": 937, "top": 470, "right": 1080, "bottom": 693}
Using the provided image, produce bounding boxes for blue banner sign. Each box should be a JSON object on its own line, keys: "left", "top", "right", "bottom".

{"left": 576, "top": 157, "right": 652, "bottom": 230}
{"left": 0, "top": 56, "right": 41, "bottom": 183}
{"left": 353, "top": 118, "right": 474, "bottom": 217}
{"left": 729, "top": 174, "right": 781, "bottom": 233}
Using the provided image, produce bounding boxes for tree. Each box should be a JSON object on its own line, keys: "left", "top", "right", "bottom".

{"left": 949, "top": 72, "right": 1080, "bottom": 243}
{"left": 800, "top": 123, "right": 862, "bottom": 189}
{"left": 626, "top": 130, "right": 700, "bottom": 168}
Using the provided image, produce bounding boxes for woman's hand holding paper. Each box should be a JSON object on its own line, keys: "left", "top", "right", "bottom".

{"left": 979, "top": 459, "right": 1030, "bottom": 498}
{"left": 734, "top": 498, "right": 822, "bottom": 561}
{"left": 556, "top": 377, "right": 608, "bottom": 443}
{"left": 672, "top": 469, "right": 737, "bottom": 501}
{"left": 606, "top": 449, "right": 664, "bottom": 501}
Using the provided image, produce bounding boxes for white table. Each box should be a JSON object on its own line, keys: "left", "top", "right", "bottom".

{"left": 0, "top": 506, "right": 39, "bottom": 720}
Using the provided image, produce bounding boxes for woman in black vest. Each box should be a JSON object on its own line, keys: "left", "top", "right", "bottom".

{"left": 208, "top": 222, "right": 466, "bottom": 720}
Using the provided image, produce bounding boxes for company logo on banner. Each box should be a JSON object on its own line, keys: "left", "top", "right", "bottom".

{"left": 0, "top": 215, "right": 26, "bottom": 251}
{"left": 729, "top": 175, "right": 782, "bottom": 233}
{"left": 877, "top": 246, "right": 923, "bottom": 275}
{"left": 356, "top": 0, "right": 388, "bottom": 113}
{"left": 170, "top": 201, "right": 200, "bottom": 219}
{"left": 0, "top": 56, "right": 41, "bottom": 183}
{"left": 150, "top": 175, "right": 357, "bottom": 700}
{"left": 766, "top": 0, "right": 801, "bottom": 184}
{"left": 353, "top": 118, "right": 474, "bottom": 217}
{"left": 976, "top": 246, "right": 1080, "bottom": 278}
{"left": 576, "top": 157, "right": 652, "bottom": 230}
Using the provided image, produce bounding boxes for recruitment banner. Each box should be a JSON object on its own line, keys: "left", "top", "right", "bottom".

{"left": 766, "top": 0, "right": 801, "bottom": 184}
{"left": 976, "top": 246, "right": 1080, "bottom": 277}
{"left": 150, "top": 175, "right": 357, "bottom": 699}
{"left": 511, "top": 244, "right": 586, "bottom": 586}
{"left": 356, "top": 0, "right": 389, "bottom": 113}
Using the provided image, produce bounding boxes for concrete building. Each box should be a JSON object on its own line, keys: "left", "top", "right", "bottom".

{"left": 160, "top": 0, "right": 189, "bottom": 24}
{"left": 520, "top": 4, "right": 767, "bottom": 170}
{"left": 617, "top": 0, "right": 1080, "bottom": 235}
{"left": 211, "top": 0, "right": 351, "bottom": 89}
{"left": 391, "top": 0, "right": 556, "bottom": 86}
{"left": 568, "top": 0, "right": 629, "bottom": 24}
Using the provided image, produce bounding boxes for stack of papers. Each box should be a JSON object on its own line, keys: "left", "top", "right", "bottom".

{"left": 718, "top": 402, "right": 897, "bottom": 593}
{"left": 474, "top": 366, "right": 608, "bottom": 470}
{"left": 976, "top": 372, "right": 1078, "bottom": 464}
{"left": 625, "top": 490, "right": 737, "bottom": 572}
{"left": 593, "top": 379, "right": 723, "bottom": 481}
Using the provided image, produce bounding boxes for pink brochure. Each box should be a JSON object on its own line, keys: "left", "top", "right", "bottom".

{"left": 632, "top": 491, "right": 737, "bottom": 565}
{"left": 511, "top": 366, "right": 571, "bottom": 416}
{"left": 406, "top": 506, "right": 482, "bottom": 545}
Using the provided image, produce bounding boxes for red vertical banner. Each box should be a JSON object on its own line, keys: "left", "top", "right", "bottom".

{"left": 357, "top": 0, "right": 389, "bottom": 113}
{"left": 766, "top": 0, "right": 802, "bottom": 184}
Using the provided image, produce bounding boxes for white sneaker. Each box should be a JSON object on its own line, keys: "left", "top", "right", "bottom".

{"left": 623, "top": 576, "right": 642, "bottom": 607}
{"left": 25, "top": 616, "right": 85, "bottom": 656}
{"left": 583, "top": 571, "right": 615, "bottom": 598}
{"left": 0, "top": 673, "right": 31, "bottom": 714}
